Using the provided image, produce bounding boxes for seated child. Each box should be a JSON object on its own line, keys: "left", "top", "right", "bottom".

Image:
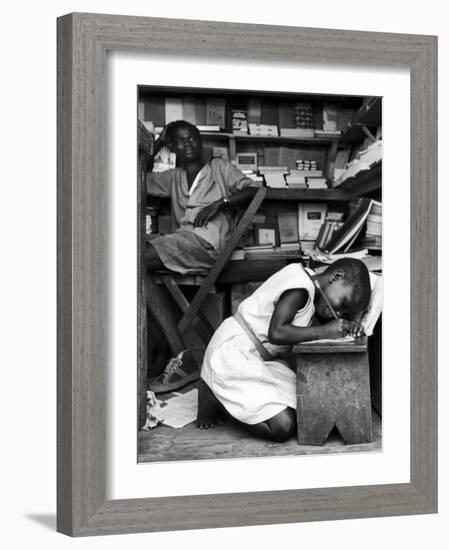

{"left": 197, "top": 258, "right": 371, "bottom": 442}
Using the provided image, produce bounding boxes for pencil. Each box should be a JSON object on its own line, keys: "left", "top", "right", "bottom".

{"left": 313, "top": 279, "right": 339, "bottom": 320}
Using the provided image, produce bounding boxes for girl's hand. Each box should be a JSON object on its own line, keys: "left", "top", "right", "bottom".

{"left": 347, "top": 321, "right": 365, "bottom": 337}
{"left": 322, "top": 318, "right": 354, "bottom": 339}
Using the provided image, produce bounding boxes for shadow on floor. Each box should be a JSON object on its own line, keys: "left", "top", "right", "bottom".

{"left": 25, "top": 513, "right": 56, "bottom": 531}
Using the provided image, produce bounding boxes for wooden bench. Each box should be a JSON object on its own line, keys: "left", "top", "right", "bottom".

{"left": 293, "top": 336, "right": 373, "bottom": 446}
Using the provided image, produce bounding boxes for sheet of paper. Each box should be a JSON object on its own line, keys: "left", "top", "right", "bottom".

{"left": 302, "top": 335, "right": 355, "bottom": 344}
{"left": 160, "top": 388, "right": 198, "bottom": 429}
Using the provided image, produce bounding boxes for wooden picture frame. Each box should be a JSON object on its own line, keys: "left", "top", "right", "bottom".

{"left": 57, "top": 13, "right": 437, "bottom": 536}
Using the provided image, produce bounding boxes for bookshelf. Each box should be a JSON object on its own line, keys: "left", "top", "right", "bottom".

{"left": 139, "top": 90, "right": 383, "bottom": 406}
{"left": 139, "top": 88, "right": 382, "bottom": 260}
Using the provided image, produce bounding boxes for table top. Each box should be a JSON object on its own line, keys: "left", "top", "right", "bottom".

{"left": 293, "top": 335, "right": 368, "bottom": 354}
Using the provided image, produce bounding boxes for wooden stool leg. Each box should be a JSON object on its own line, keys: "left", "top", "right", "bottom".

{"left": 296, "top": 352, "right": 373, "bottom": 446}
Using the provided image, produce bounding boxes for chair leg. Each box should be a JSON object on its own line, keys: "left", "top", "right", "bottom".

{"left": 161, "top": 275, "right": 215, "bottom": 343}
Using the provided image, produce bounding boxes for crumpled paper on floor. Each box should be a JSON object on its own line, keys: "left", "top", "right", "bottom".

{"left": 160, "top": 388, "right": 198, "bottom": 429}
{"left": 141, "top": 390, "right": 165, "bottom": 430}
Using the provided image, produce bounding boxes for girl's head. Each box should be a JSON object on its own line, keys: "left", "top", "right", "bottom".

{"left": 315, "top": 259, "right": 371, "bottom": 320}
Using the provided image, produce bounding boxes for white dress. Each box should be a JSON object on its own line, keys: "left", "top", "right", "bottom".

{"left": 201, "top": 263, "right": 316, "bottom": 424}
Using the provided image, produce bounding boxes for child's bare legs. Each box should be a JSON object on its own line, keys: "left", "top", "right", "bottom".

{"left": 245, "top": 408, "right": 296, "bottom": 442}
{"left": 197, "top": 380, "right": 295, "bottom": 442}
{"left": 197, "top": 379, "right": 228, "bottom": 429}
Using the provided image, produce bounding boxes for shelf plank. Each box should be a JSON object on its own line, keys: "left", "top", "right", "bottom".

{"left": 200, "top": 132, "right": 340, "bottom": 145}
{"left": 265, "top": 188, "right": 349, "bottom": 201}
{"left": 336, "top": 161, "right": 382, "bottom": 197}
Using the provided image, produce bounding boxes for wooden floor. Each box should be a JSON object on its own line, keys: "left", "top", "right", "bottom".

{"left": 138, "top": 385, "right": 382, "bottom": 463}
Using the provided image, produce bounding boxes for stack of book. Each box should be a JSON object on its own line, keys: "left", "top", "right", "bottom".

{"left": 361, "top": 200, "right": 382, "bottom": 249}
{"left": 249, "top": 123, "right": 279, "bottom": 137}
{"left": 298, "top": 203, "right": 327, "bottom": 251}
{"left": 285, "top": 173, "right": 307, "bottom": 188}
{"left": 259, "top": 166, "right": 289, "bottom": 188}
{"left": 334, "top": 140, "right": 382, "bottom": 187}
{"left": 306, "top": 176, "right": 328, "bottom": 189}
{"left": 280, "top": 128, "right": 314, "bottom": 138}
{"left": 293, "top": 102, "right": 314, "bottom": 129}
{"left": 232, "top": 110, "right": 248, "bottom": 134}
{"left": 241, "top": 169, "right": 264, "bottom": 184}
{"left": 314, "top": 129, "right": 342, "bottom": 138}
{"left": 323, "top": 198, "right": 381, "bottom": 254}
{"left": 197, "top": 125, "right": 222, "bottom": 132}
{"left": 277, "top": 210, "right": 299, "bottom": 244}
{"left": 315, "top": 221, "right": 344, "bottom": 250}
{"left": 296, "top": 159, "right": 317, "bottom": 171}
{"left": 243, "top": 244, "right": 301, "bottom": 260}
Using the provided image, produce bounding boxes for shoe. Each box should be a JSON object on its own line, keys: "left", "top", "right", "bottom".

{"left": 148, "top": 350, "right": 199, "bottom": 393}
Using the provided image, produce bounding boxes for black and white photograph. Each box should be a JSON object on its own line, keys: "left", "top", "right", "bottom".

{"left": 137, "top": 87, "right": 383, "bottom": 462}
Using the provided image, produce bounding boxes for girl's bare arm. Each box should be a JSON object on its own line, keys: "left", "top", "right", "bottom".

{"left": 268, "top": 289, "right": 353, "bottom": 345}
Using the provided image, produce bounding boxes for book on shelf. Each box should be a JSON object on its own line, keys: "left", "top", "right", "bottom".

{"left": 293, "top": 102, "right": 314, "bottom": 129}
{"left": 244, "top": 246, "right": 301, "bottom": 260}
{"left": 314, "top": 129, "right": 341, "bottom": 137}
{"left": 285, "top": 174, "right": 307, "bottom": 186}
{"left": 236, "top": 152, "right": 258, "bottom": 171}
{"left": 258, "top": 165, "right": 289, "bottom": 173}
{"left": 278, "top": 101, "right": 294, "bottom": 129}
{"left": 306, "top": 177, "right": 328, "bottom": 189}
{"left": 165, "top": 97, "right": 183, "bottom": 124}
{"left": 324, "top": 198, "right": 380, "bottom": 254}
{"left": 243, "top": 244, "right": 274, "bottom": 252}
{"left": 280, "top": 242, "right": 301, "bottom": 251}
{"left": 232, "top": 109, "right": 248, "bottom": 134}
{"left": 290, "top": 169, "right": 323, "bottom": 177}
{"left": 230, "top": 249, "right": 246, "bottom": 261}
{"left": 249, "top": 123, "right": 279, "bottom": 136}
{"left": 358, "top": 139, "right": 383, "bottom": 165}
{"left": 361, "top": 199, "right": 382, "bottom": 248}
{"left": 264, "top": 173, "right": 287, "bottom": 188}
{"left": 206, "top": 97, "right": 226, "bottom": 128}
{"left": 299, "top": 240, "right": 316, "bottom": 253}
{"left": 144, "top": 97, "right": 165, "bottom": 127}
{"left": 322, "top": 103, "right": 339, "bottom": 132}
{"left": 138, "top": 101, "right": 145, "bottom": 120}
{"left": 280, "top": 128, "right": 315, "bottom": 138}
{"left": 182, "top": 96, "right": 196, "bottom": 125}
{"left": 140, "top": 121, "right": 154, "bottom": 134}
{"left": 305, "top": 248, "right": 369, "bottom": 265}
{"left": 315, "top": 221, "right": 344, "bottom": 250}
{"left": 333, "top": 140, "right": 382, "bottom": 186}
{"left": 277, "top": 210, "right": 299, "bottom": 243}
{"left": 197, "top": 125, "right": 223, "bottom": 132}
{"left": 248, "top": 175, "right": 264, "bottom": 183}
{"left": 261, "top": 100, "right": 279, "bottom": 125}
{"left": 298, "top": 203, "right": 327, "bottom": 241}
{"left": 247, "top": 98, "right": 262, "bottom": 123}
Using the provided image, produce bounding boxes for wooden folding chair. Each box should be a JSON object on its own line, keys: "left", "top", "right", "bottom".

{"left": 150, "top": 185, "right": 267, "bottom": 348}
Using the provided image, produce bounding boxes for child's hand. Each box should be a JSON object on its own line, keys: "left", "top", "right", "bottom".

{"left": 347, "top": 321, "right": 365, "bottom": 337}
{"left": 322, "top": 318, "right": 355, "bottom": 339}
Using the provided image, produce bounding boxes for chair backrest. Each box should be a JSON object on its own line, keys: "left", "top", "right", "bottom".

{"left": 177, "top": 185, "right": 267, "bottom": 333}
